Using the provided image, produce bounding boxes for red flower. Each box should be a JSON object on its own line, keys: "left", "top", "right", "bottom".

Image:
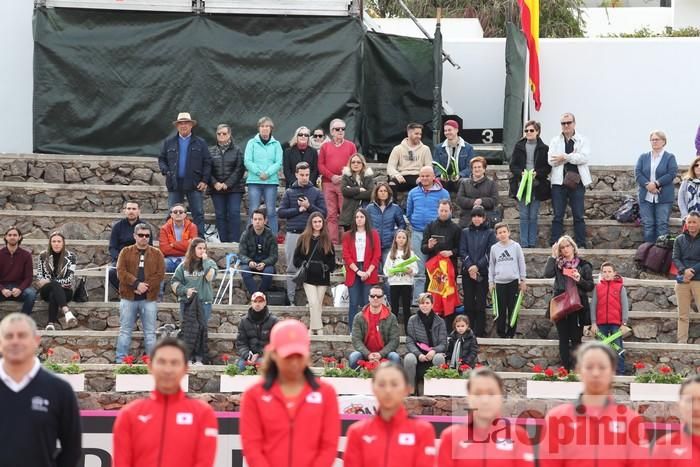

{"left": 322, "top": 356, "right": 337, "bottom": 364}
{"left": 221, "top": 354, "right": 230, "bottom": 363}
{"left": 532, "top": 364, "right": 543, "bottom": 373}
{"left": 357, "top": 360, "right": 367, "bottom": 369}
{"left": 475, "top": 363, "right": 484, "bottom": 368}
{"left": 544, "top": 368, "right": 555, "bottom": 377}
{"left": 557, "top": 367, "right": 569, "bottom": 378}
{"left": 47, "top": 348, "right": 55, "bottom": 357}
{"left": 659, "top": 365, "right": 672, "bottom": 374}
{"left": 123, "top": 355, "right": 135, "bottom": 365}
{"left": 71, "top": 353, "right": 81, "bottom": 363}
{"left": 459, "top": 364, "right": 471, "bottom": 372}
{"left": 633, "top": 362, "right": 645, "bottom": 370}
{"left": 337, "top": 363, "right": 345, "bottom": 370}
{"left": 440, "top": 363, "right": 449, "bottom": 370}
{"left": 140, "top": 355, "right": 150, "bottom": 365}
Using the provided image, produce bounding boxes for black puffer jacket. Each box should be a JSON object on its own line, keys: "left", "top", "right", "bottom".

{"left": 182, "top": 295, "right": 208, "bottom": 361}
{"left": 446, "top": 329, "right": 479, "bottom": 368}
{"left": 236, "top": 307, "right": 278, "bottom": 357}
{"left": 508, "top": 137, "right": 551, "bottom": 201}
{"left": 209, "top": 141, "right": 245, "bottom": 193}
{"left": 543, "top": 256, "right": 595, "bottom": 326}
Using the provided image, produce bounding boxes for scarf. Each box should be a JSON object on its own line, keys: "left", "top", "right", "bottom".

{"left": 556, "top": 255, "right": 581, "bottom": 271}
{"left": 248, "top": 306, "right": 268, "bottom": 323}
{"left": 364, "top": 310, "right": 385, "bottom": 353}
{"left": 216, "top": 140, "right": 232, "bottom": 154}
{"left": 449, "top": 333, "right": 464, "bottom": 368}
{"left": 417, "top": 310, "right": 435, "bottom": 348}
{"left": 684, "top": 178, "right": 700, "bottom": 215}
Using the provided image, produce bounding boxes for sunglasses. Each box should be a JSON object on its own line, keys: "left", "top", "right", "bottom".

{"left": 136, "top": 233, "right": 151, "bottom": 238}
{"left": 369, "top": 294, "right": 384, "bottom": 299}
{"left": 332, "top": 127, "right": 346, "bottom": 132}
{"left": 524, "top": 129, "right": 537, "bottom": 133}
{"left": 560, "top": 121, "right": 574, "bottom": 126}
{"left": 171, "top": 210, "right": 185, "bottom": 214}
{"left": 313, "top": 134, "right": 324, "bottom": 138}
{"left": 216, "top": 132, "right": 229, "bottom": 136}
{"left": 297, "top": 133, "right": 310, "bottom": 137}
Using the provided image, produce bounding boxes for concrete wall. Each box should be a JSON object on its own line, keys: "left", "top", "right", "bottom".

{"left": 583, "top": 7, "right": 673, "bottom": 36}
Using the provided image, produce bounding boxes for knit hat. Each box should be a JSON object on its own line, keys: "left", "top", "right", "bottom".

{"left": 265, "top": 319, "right": 310, "bottom": 358}
{"left": 471, "top": 205, "right": 486, "bottom": 217}
{"left": 444, "top": 119, "right": 459, "bottom": 130}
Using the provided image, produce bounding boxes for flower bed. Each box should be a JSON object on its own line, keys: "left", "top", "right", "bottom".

{"left": 527, "top": 365, "right": 582, "bottom": 399}
{"left": 629, "top": 362, "right": 683, "bottom": 401}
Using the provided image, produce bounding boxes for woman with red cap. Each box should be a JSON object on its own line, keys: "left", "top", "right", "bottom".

{"left": 240, "top": 319, "right": 340, "bottom": 467}
{"left": 343, "top": 361, "right": 436, "bottom": 467}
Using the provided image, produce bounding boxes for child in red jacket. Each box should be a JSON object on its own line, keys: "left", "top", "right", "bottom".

{"left": 343, "top": 362, "right": 436, "bottom": 467}
{"left": 652, "top": 375, "right": 700, "bottom": 467}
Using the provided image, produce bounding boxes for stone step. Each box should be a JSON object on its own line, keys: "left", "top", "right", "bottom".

{"left": 39, "top": 331, "right": 700, "bottom": 373}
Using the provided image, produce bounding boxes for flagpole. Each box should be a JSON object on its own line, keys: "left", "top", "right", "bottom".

{"left": 523, "top": 46, "right": 530, "bottom": 131}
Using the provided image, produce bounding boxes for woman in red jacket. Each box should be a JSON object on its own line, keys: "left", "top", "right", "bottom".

{"left": 438, "top": 367, "right": 535, "bottom": 467}
{"left": 342, "top": 207, "right": 381, "bottom": 330}
{"left": 540, "top": 341, "right": 649, "bottom": 467}
{"left": 240, "top": 319, "right": 340, "bottom": 467}
{"left": 653, "top": 375, "right": 700, "bottom": 467}
{"left": 343, "top": 361, "right": 436, "bottom": 467}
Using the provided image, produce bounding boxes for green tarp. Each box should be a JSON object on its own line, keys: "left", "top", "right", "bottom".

{"left": 502, "top": 22, "right": 527, "bottom": 163}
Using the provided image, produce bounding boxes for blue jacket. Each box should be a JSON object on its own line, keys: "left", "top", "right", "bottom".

{"left": 406, "top": 182, "right": 450, "bottom": 233}
{"left": 673, "top": 231, "right": 700, "bottom": 279}
{"left": 366, "top": 200, "right": 406, "bottom": 250}
{"left": 635, "top": 150, "right": 678, "bottom": 204}
{"left": 459, "top": 223, "right": 497, "bottom": 276}
{"left": 277, "top": 182, "right": 327, "bottom": 233}
{"left": 244, "top": 134, "right": 283, "bottom": 185}
{"left": 158, "top": 133, "right": 211, "bottom": 192}
{"left": 433, "top": 138, "right": 475, "bottom": 180}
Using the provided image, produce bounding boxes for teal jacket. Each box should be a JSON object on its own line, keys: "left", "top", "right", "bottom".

{"left": 171, "top": 258, "right": 218, "bottom": 303}
{"left": 244, "top": 134, "right": 283, "bottom": 185}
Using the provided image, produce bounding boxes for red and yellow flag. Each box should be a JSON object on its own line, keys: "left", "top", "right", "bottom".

{"left": 518, "top": 0, "right": 541, "bottom": 110}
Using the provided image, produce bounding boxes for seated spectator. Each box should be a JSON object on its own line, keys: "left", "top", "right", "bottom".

{"left": 446, "top": 315, "right": 479, "bottom": 368}
{"left": 108, "top": 201, "right": 151, "bottom": 291}
{"left": 209, "top": 123, "right": 245, "bottom": 243}
{"left": 349, "top": 285, "right": 401, "bottom": 369}
{"left": 310, "top": 128, "right": 329, "bottom": 151}
{"left": 387, "top": 123, "right": 433, "bottom": 192}
{"left": 283, "top": 127, "right": 319, "bottom": 189}
{"left": 433, "top": 119, "right": 474, "bottom": 192}
{"left": 678, "top": 156, "right": 700, "bottom": 221}
{"left": 159, "top": 203, "right": 198, "bottom": 273}
{"left": 672, "top": 212, "right": 700, "bottom": 344}
{"left": 116, "top": 223, "right": 164, "bottom": 364}
{"left": 239, "top": 208, "right": 279, "bottom": 297}
{"left": 456, "top": 156, "right": 500, "bottom": 228}
{"left": 0, "top": 226, "right": 36, "bottom": 315}
{"left": 36, "top": 231, "right": 78, "bottom": 330}
{"left": 635, "top": 130, "right": 678, "bottom": 244}
{"left": 235, "top": 291, "right": 278, "bottom": 371}
{"left": 279, "top": 161, "right": 327, "bottom": 305}
{"left": 404, "top": 293, "right": 447, "bottom": 394}
{"left": 339, "top": 153, "right": 375, "bottom": 232}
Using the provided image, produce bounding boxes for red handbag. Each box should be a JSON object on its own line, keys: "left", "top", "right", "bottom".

{"left": 549, "top": 278, "right": 583, "bottom": 322}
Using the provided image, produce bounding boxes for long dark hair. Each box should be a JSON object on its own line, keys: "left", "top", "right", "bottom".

{"left": 43, "top": 231, "right": 67, "bottom": 275}
{"left": 298, "top": 212, "right": 333, "bottom": 255}
{"left": 260, "top": 351, "right": 319, "bottom": 391}
{"left": 183, "top": 237, "right": 206, "bottom": 273}
{"left": 348, "top": 208, "right": 375, "bottom": 252}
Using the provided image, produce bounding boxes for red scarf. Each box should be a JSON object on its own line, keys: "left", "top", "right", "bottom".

{"left": 364, "top": 308, "right": 385, "bottom": 352}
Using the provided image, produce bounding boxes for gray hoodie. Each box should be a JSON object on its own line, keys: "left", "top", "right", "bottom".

{"left": 488, "top": 240, "right": 526, "bottom": 284}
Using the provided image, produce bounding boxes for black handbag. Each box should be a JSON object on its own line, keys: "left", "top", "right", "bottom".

{"left": 292, "top": 240, "right": 319, "bottom": 286}
{"left": 73, "top": 277, "right": 89, "bottom": 302}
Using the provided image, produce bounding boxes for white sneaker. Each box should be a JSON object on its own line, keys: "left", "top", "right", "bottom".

{"left": 45, "top": 323, "right": 56, "bottom": 331}
{"left": 64, "top": 311, "right": 78, "bottom": 329}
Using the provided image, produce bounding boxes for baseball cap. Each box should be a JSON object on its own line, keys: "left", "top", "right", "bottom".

{"left": 265, "top": 319, "right": 310, "bottom": 358}
{"left": 251, "top": 292, "right": 266, "bottom": 302}
{"left": 471, "top": 205, "right": 486, "bottom": 217}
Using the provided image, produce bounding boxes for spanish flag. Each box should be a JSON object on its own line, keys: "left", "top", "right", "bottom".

{"left": 518, "top": 0, "right": 541, "bottom": 110}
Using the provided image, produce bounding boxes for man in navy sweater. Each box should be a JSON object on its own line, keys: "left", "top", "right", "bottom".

{"left": 108, "top": 200, "right": 152, "bottom": 292}
{"left": 0, "top": 313, "right": 82, "bottom": 467}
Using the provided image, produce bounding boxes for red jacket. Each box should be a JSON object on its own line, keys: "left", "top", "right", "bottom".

{"left": 595, "top": 276, "right": 624, "bottom": 326}
{"left": 318, "top": 140, "right": 357, "bottom": 182}
{"left": 343, "top": 405, "right": 436, "bottom": 467}
{"left": 342, "top": 229, "right": 381, "bottom": 287}
{"left": 652, "top": 429, "right": 700, "bottom": 467}
{"left": 438, "top": 421, "right": 535, "bottom": 467}
{"left": 240, "top": 378, "right": 340, "bottom": 467}
{"left": 539, "top": 399, "right": 649, "bottom": 467}
{"left": 159, "top": 218, "right": 198, "bottom": 257}
{"left": 112, "top": 390, "right": 218, "bottom": 467}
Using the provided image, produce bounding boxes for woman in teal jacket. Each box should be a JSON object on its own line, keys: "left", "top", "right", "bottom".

{"left": 244, "top": 116, "right": 283, "bottom": 234}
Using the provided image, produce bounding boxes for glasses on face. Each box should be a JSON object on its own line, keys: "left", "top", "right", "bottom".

{"left": 650, "top": 138, "right": 662, "bottom": 142}
{"left": 313, "top": 134, "right": 324, "bottom": 138}
{"left": 216, "top": 132, "right": 229, "bottom": 136}
{"left": 136, "top": 233, "right": 150, "bottom": 238}
{"left": 297, "top": 133, "right": 310, "bottom": 137}
{"left": 694, "top": 164, "right": 700, "bottom": 168}
{"left": 369, "top": 294, "right": 384, "bottom": 299}
{"left": 560, "top": 121, "right": 574, "bottom": 126}
{"left": 171, "top": 210, "right": 185, "bottom": 214}
{"left": 524, "top": 129, "right": 536, "bottom": 133}
{"left": 332, "top": 127, "right": 346, "bottom": 132}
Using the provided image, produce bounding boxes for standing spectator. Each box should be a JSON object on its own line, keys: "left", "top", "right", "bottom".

{"left": 240, "top": 320, "right": 340, "bottom": 467}
{"left": 456, "top": 156, "right": 500, "bottom": 228}
{"left": 0, "top": 226, "right": 36, "bottom": 315}
{"left": 672, "top": 212, "right": 700, "bottom": 344}
{"left": 283, "top": 126, "right": 319, "bottom": 189}
{"left": 386, "top": 123, "right": 433, "bottom": 192}
{"left": 677, "top": 156, "right": 700, "bottom": 221}
{"left": 590, "top": 262, "right": 628, "bottom": 375}
{"left": 236, "top": 292, "right": 278, "bottom": 371}
{"left": 509, "top": 120, "right": 551, "bottom": 248}
{"left": 158, "top": 112, "right": 210, "bottom": 237}
{"left": 544, "top": 235, "right": 594, "bottom": 370}
{"left": 209, "top": 123, "right": 245, "bottom": 243}
{"left": 244, "top": 116, "right": 283, "bottom": 235}
{"left": 279, "top": 161, "right": 327, "bottom": 305}
{"left": 318, "top": 118, "right": 358, "bottom": 244}
{"left": 548, "top": 113, "right": 591, "bottom": 248}
{"left": 239, "top": 208, "right": 279, "bottom": 297}
{"left": 403, "top": 293, "right": 447, "bottom": 394}
{"left": 292, "top": 212, "right": 336, "bottom": 336}
{"left": 342, "top": 208, "right": 381, "bottom": 330}
{"left": 446, "top": 315, "right": 479, "bottom": 369}
{"left": 488, "top": 223, "right": 526, "bottom": 338}
{"left": 635, "top": 130, "right": 678, "bottom": 243}
{"left": 339, "top": 153, "right": 375, "bottom": 232}
{"left": 115, "top": 223, "right": 164, "bottom": 363}
{"left": 383, "top": 229, "right": 418, "bottom": 331}
{"left": 108, "top": 201, "right": 151, "bottom": 291}
{"left": 459, "top": 206, "right": 497, "bottom": 338}
{"left": 349, "top": 285, "right": 401, "bottom": 369}
{"left": 159, "top": 203, "right": 198, "bottom": 275}
{"left": 0, "top": 313, "right": 81, "bottom": 467}
{"left": 433, "top": 119, "right": 474, "bottom": 192}
{"left": 406, "top": 166, "right": 450, "bottom": 303}
{"left": 310, "top": 128, "right": 329, "bottom": 151}
{"left": 36, "top": 232, "right": 78, "bottom": 331}
{"left": 112, "top": 338, "right": 218, "bottom": 467}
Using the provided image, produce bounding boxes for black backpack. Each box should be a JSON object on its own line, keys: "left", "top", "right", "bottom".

{"left": 612, "top": 196, "right": 639, "bottom": 224}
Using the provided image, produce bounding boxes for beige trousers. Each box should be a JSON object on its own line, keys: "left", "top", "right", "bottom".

{"left": 303, "top": 284, "right": 327, "bottom": 331}
{"left": 674, "top": 281, "right": 700, "bottom": 343}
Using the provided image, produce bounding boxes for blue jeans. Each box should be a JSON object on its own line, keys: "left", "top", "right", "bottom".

{"left": 411, "top": 231, "right": 426, "bottom": 304}
{"left": 638, "top": 200, "right": 672, "bottom": 244}
{"left": 348, "top": 262, "right": 370, "bottom": 331}
{"left": 116, "top": 299, "right": 157, "bottom": 363}
{"left": 240, "top": 265, "right": 275, "bottom": 295}
{"left": 349, "top": 351, "right": 401, "bottom": 369}
{"left": 247, "top": 184, "right": 278, "bottom": 234}
{"left": 178, "top": 300, "right": 212, "bottom": 325}
{"left": 168, "top": 190, "right": 205, "bottom": 240}
{"left": 0, "top": 285, "right": 37, "bottom": 314}
{"left": 550, "top": 184, "right": 586, "bottom": 247}
{"left": 237, "top": 355, "right": 263, "bottom": 372}
{"left": 598, "top": 324, "right": 625, "bottom": 375}
{"left": 518, "top": 199, "right": 541, "bottom": 248}
{"left": 212, "top": 191, "right": 242, "bottom": 243}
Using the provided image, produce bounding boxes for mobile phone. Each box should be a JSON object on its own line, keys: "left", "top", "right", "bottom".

{"left": 430, "top": 235, "right": 445, "bottom": 240}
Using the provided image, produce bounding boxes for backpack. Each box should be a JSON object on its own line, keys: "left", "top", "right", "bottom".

{"left": 634, "top": 242, "right": 654, "bottom": 266}
{"left": 655, "top": 234, "right": 677, "bottom": 250}
{"left": 642, "top": 245, "right": 673, "bottom": 274}
{"left": 612, "top": 196, "right": 640, "bottom": 224}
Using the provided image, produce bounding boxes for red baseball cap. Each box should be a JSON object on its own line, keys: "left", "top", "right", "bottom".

{"left": 265, "top": 319, "right": 310, "bottom": 358}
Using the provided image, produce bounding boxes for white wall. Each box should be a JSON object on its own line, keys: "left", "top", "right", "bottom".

{"left": 582, "top": 7, "right": 672, "bottom": 37}
{"left": 673, "top": 0, "right": 700, "bottom": 29}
